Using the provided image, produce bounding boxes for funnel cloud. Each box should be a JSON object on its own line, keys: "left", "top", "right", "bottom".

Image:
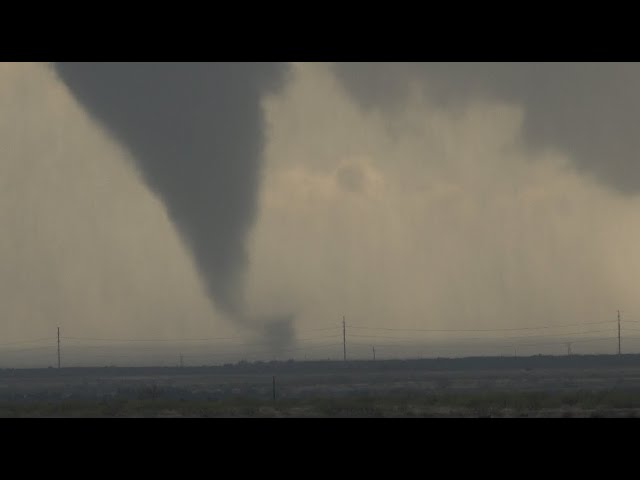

{"left": 54, "top": 63, "right": 287, "bottom": 325}
{"left": 6, "top": 62, "right": 640, "bottom": 364}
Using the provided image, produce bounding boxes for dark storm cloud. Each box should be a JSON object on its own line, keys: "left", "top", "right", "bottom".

{"left": 334, "top": 62, "right": 640, "bottom": 193}
{"left": 54, "top": 62, "right": 287, "bottom": 320}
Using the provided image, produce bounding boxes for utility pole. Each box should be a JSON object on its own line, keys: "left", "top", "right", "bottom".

{"left": 57, "top": 327, "right": 61, "bottom": 369}
{"left": 566, "top": 342, "right": 572, "bottom": 356}
{"left": 343, "top": 316, "right": 347, "bottom": 362}
{"left": 372, "top": 346, "right": 376, "bottom": 361}
{"left": 618, "top": 310, "right": 622, "bottom": 356}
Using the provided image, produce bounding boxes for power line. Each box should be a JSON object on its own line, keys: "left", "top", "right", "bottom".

{"left": 0, "top": 338, "right": 54, "bottom": 348}
{"left": 347, "top": 320, "right": 617, "bottom": 333}
{"left": 60, "top": 335, "right": 342, "bottom": 352}
{"left": 0, "top": 345, "right": 57, "bottom": 355}
{"left": 61, "top": 335, "right": 246, "bottom": 343}
{"left": 60, "top": 329, "right": 342, "bottom": 344}
{"left": 349, "top": 335, "right": 619, "bottom": 350}
{"left": 3, "top": 315, "right": 639, "bottom": 367}
{"left": 347, "top": 329, "right": 614, "bottom": 342}
{"left": 299, "top": 326, "right": 343, "bottom": 332}
{"left": 72, "top": 342, "right": 344, "bottom": 360}
{"left": 518, "top": 336, "right": 617, "bottom": 348}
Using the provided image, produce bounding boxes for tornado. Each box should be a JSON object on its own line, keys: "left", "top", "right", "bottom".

{"left": 53, "top": 62, "right": 290, "bottom": 339}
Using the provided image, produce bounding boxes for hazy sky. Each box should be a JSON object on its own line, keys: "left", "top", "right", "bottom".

{"left": 1, "top": 62, "right": 640, "bottom": 365}
{"left": 248, "top": 63, "right": 640, "bottom": 353}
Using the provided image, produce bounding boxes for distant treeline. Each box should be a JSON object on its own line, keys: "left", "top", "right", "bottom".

{"left": 1, "top": 353, "right": 640, "bottom": 378}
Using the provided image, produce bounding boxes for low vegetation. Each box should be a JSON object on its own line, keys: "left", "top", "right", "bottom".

{"left": 2, "top": 390, "right": 640, "bottom": 417}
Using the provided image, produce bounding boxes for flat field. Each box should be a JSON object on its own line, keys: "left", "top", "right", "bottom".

{"left": 2, "top": 355, "right": 640, "bottom": 417}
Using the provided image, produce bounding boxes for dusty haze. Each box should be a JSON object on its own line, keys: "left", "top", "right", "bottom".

{"left": 1, "top": 62, "right": 640, "bottom": 366}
